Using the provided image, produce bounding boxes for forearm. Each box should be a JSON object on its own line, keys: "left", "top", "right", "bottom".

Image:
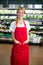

{"left": 26, "top": 34, "right": 29, "bottom": 42}
{"left": 23, "top": 32, "right": 29, "bottom": 44}
{"left": 11, "top": 32, "right": 21, "bottom": 44}
{"left": 26, "top": 32, "right": 30, "bottom": 43}
{"left": 11, "top": 32, "right": 15, "bottom": 42}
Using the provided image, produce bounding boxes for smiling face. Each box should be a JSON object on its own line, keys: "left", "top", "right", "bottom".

{"left": 17, "top": 7, "right": 25, "bottom": 20}
{"left": 17, "top": 9, "right": 24, "bottom": 19}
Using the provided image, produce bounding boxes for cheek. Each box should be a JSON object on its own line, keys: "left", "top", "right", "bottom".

{"left": 18, "top": 14, "right": 24, "bottom": 17}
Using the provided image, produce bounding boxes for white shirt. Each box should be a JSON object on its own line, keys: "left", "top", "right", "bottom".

{"left": 9, "top": 20, "right": 31, "bottom": 32}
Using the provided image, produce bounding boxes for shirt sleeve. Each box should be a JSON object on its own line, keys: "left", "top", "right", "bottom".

{"left": 25, "top": 20, "right": 31, "bottom": 32}
{"left": 9, "top": 21, "right": 16, "bottom": 32}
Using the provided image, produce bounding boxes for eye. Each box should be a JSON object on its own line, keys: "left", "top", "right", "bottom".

{"left": 18, "top": 12, "right": 24, "bottom": 14}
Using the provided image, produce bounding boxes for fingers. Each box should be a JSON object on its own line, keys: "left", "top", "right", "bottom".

{"left": 23, "top": 41, "right": 28, "bottom": 45}
{"left": 15, "top": 40, "right": 21, "bottom": 45}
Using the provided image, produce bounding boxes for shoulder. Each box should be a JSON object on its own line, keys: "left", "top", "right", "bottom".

{"left": 24, "top": 20, "right": 31, "bottom": 31}
{"left": 9, "top": 21, "right": 16, "bottom": 32}
{"left": 10, "top": 21, "right": 16, "bottom": 25}
{"left": 24, "top": 20, "right": 30, "bottom": 24}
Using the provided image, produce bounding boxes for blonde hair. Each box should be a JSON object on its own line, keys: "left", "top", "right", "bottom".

{"left": 16, "top": 6, "right": 25, "bottom": 22}
{"left": 17, "top": 6, "right": 25, "bottom": 14}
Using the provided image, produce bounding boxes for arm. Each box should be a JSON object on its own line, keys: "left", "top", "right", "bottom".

{"left": 11, "top": 31, "right": 21, "bottom": 44}
{"left": 23, "top": 31, "right": 30, "bottom": 44}
{"left": 23, "top": 20, "right": 31, "bottom": 44}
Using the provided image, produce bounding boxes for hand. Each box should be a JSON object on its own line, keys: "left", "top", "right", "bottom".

{"left": 14, "top": 39, "right": 21, "bottom": 45}
{"left": 23, "top": 40, "right": 29, "bottom": 45}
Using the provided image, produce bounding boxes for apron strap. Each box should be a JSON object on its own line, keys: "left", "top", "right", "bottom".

{"left": 16, "top": 20, "right": 26, "bottom": 27}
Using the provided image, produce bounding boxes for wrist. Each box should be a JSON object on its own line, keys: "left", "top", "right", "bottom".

{"left": 25, "top": 39, "right": 29, "bottom": 43}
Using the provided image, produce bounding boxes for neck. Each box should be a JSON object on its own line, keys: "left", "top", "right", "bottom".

{"left": 18, "top": 18, "right": 24, "bottom": 23}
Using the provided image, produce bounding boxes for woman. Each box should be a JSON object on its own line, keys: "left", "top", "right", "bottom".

{"left": 10, "top": 6, "right": 31, "bottom": 65}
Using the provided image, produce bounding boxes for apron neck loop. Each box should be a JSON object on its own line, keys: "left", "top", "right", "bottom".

{"left": 16, "top": 20, "right": 26, "bottom": 27}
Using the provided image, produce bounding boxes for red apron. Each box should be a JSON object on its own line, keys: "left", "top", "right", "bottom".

{"left": 10, "top": 21, "right": 30, "bottom": 65}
